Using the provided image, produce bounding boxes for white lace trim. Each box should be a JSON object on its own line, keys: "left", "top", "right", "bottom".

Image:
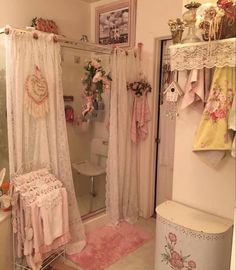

{"left": 156, "top": 214, "right": 232, "bottom": 241}
{"left": 170, "top": 38, "right": 236, "bottom": 71}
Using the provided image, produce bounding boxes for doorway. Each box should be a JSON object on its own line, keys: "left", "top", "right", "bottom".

{"left": 154, "top": 38, "right": 176, "bottom": 207}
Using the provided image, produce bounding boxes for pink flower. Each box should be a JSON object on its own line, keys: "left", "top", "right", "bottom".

{"left": 188, "top": 260, "right": 197, "bottom": 269}
{"left": 93, "top": 71, "right": 103, "bottom": 83}
{"left": 210, "top": 112, "right": 217, "bottom": 121}
{"left": 215, "top": 108, "right": 226, "bottom": 119}
{"left": 168, "top": 232, "right": 177, "bottom": 243}
{"left": 170, "top": 252, "right": 184, "bottom": 270}
{"left": 170, "top": 258, "right": 184, "bottom": 269}
{"left": 91, "top": 59, "right": 101, "bottom": 69}
{"left": 171, "top": 251, "right": 181, "bottom": 260}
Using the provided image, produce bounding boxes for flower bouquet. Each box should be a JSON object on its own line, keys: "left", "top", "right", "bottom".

{"left": 80, "top": 58, "right": 112, "bottom": 121}
{"left": 217, "top": 0, "right": 236, "bottom": 39}
{"left": 168, "top": 18, "right": 185, "bottom": 44}
{"left": 127, "top": 79, "right": 152, "bottom": 96}
{"left": 31, "top": 17, "right": 58, "bottom": 34}
{"left": 196, "top": 3, "right": 225, "bottom": 41}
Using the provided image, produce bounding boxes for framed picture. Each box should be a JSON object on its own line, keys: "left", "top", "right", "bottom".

{"left": 95, "top": 0, "right": 136, "bottom": 48}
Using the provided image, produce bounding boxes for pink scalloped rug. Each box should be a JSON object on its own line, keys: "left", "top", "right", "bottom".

{"left": 67, "top": 221, "right": 152, "bottom": 270}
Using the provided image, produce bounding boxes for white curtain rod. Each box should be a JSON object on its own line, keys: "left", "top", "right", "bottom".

{"left": 0, "top": 26, "right": 112, "bottom": 55}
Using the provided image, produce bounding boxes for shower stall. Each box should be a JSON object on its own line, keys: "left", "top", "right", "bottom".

{"left": 0, "top": 32, "right": 111, "bottom": 219}
{"left": 0, "top": 35, "right": 9, "bottom": 180}
{"left": 61, "top": 41, "right": 111, "bottom": 218}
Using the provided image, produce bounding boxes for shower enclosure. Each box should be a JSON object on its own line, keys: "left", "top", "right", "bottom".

{"left": 61, "top": 41, "right": 111, "bottom": 218}
{"left": 0, "top": 31, "right": 111, "bottom": 218}
{"left": 0, "top": 35, "right": 9, "bottom": 180}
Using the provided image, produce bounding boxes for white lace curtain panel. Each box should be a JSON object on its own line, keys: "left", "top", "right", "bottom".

{"left": 106, "top": 48, "right": 141, "bottom": 225}
{"left": 5, "top": 29, "right": 86, "bottom": 255}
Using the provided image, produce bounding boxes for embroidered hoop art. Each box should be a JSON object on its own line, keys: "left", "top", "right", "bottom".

{"left": 24, "top": 66, "right": 49, "bottom": 118}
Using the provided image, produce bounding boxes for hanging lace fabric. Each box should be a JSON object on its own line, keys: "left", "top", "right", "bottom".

{"left": 106, "top": 48, "right": 140, "bottom": 224}
{"left": 5, "top": 27, "right": 86, "bottom": 255}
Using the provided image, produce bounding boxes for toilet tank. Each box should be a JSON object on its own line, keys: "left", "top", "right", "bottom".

{"left": 155, "top": 201, "right": 233, "bottom": 270}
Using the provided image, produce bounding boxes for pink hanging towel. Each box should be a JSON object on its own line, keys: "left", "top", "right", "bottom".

{"left": 181, "top": 69, "right": 204, "bottom": 109}
{"left": 130, "top": 91, "right": 151, "bottom": 144}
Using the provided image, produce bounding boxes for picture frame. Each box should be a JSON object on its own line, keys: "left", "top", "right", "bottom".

{"left": 95, "top": 0, "right": 137, "bottom": 48}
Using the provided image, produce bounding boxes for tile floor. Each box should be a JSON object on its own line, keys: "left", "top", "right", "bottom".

{"left": 63, "top": 218, "right": 156, "bottom": 270}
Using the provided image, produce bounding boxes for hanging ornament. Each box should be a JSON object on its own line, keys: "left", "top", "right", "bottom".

{"left": 24, "top": 65, "right": 49, "bottom": 118}
{"left": 163, "top": 81, "right": 183, "bottom": 119}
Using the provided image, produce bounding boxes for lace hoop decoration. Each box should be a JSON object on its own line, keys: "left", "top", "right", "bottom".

{"left": 24, "top": 65, "right": 49, "bottom": 118}
{"left": 170, "top": 37, "right": 236, "bottom": 71}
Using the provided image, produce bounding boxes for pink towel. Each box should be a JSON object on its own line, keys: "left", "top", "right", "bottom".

{"left": 130, "top": 91, "right": 151, "bottom": 144}
{"left": 181, "top": 69, "right": 204, "bottom": 109}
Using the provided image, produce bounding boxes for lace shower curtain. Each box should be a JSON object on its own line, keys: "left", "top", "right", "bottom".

{"left": 5, "top": 29, "right": 86, "bottom": 254}
{"left": 106, "top": 48, "right": 140, "bottom": 224}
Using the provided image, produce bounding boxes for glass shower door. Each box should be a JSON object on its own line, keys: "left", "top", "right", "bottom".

{"left": 0, "top": 35, "right": 9, "bottom": 180}
{"left": 61, "top": 46, "right": 110, "bottom": 218}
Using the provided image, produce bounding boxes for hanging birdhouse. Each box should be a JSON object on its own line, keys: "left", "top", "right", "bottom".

{"left": 163, "top": 81, "right": 183, "bottom": 102}
{"left": 163, "top": 81, "right": 184, "bottom": 119}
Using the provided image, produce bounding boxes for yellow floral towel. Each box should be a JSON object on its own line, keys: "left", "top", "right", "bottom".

{"left": 193, "top": 67, "right": 235, "bottom": 161}
{"left": 228, "top": 95, "right": 236, "bottom": 158}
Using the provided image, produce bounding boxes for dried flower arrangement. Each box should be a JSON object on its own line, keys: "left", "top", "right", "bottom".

{"left": 168, "top": 18, "right": 185, "bottom": 44}
{"left": 196, "top": 1, "right": 236, "bottom": 41}
{"left": 31, "top": 17, "right": 58, "bottom": 34}
{"left": 82, "top": 58, "right": 112, "bottom": 99}
{"left": 197, "top": 4, "right": 224, "bottom": 41}
{"left": 80, "top": 58, "right": 112, "bottom": 122}
{"left": 127, "top": 79, "right": 152, "bottom": 96}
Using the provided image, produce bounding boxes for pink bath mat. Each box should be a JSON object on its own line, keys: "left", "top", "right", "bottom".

{"left": 68, "top": 221, "right": 152, "bottom": 270}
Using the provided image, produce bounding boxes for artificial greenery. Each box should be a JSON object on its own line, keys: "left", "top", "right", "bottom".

{"left": 82, "top": 58, "right": 112, "bottom": 99}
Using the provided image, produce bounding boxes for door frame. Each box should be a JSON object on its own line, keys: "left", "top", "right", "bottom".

{"left": 151, "top": 36, "right": 172, "bottom": 215}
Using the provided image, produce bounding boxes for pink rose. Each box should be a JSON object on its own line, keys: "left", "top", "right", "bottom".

{"left": 168, "top": 232, "right": 177, "bottom": 243}
{"left": 210, "top": 112, "right": 217, "bottom": 121}
{"left": 170, "top": 257, "right": 184, "bottom": 269}
{"left": 215, "top": 108, "right": 226, "bottom": 119}
{"left": 188, "top": 260, "right": 197, "bottom": 269}
{"left": 92, "top": 71, "right": 102, "bottom": 83}
{"left": 171, "top": 251, "right": 182, "bottom": 260}
{"left": 91, "top": 59, "right": 101, "bottom": 69}
{"left": 170, "top": 251, "right": 185, "bottom": 269}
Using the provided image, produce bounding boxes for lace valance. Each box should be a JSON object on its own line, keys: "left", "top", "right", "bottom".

{"left": 170, "top": 38, "right": 236, "bottom": 71}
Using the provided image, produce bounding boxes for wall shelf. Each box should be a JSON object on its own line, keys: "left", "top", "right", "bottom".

{"left": 169, "top": 38, "right": 236, "bottom": 71}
